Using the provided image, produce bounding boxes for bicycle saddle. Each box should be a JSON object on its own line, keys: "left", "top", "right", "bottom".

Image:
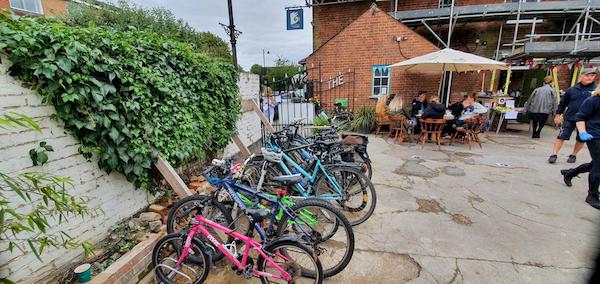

{"left": 245, "top": 208, "right": 270, "bottom": 222}
{"left": 272, "top": 174, "right": 302, "bottom": 186}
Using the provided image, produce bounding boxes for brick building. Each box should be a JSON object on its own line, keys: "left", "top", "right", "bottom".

{"left": 305, "top": 0, "right": 600, "bottom": 109}
{"left": 0, "top": 0, "right": 103, "bottom": 17}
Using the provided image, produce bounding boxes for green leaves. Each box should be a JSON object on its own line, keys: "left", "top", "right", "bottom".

{"left": 0, "top": 14, "right": 240, "bottom": 191}
{"left": 28, "top": 141, "right": 54, "bottom": 166}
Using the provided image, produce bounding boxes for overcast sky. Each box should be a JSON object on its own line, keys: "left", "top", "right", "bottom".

{"left": 127, "top": 0, "right": 313, "bottom": 70}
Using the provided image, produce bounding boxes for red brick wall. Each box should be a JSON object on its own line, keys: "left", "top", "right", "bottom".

{"left": 313, "top": 1, "right": 390, "bottom": 50}
{"left": 306, "top": 5, "right": 441, "bottom": 110}
{"left": 0, "top": 0, "right": 67, "bottom": 16}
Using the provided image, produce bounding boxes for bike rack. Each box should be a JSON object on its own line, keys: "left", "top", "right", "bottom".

{"left": 155, "top": 257, "right": 198, "bottom": 283}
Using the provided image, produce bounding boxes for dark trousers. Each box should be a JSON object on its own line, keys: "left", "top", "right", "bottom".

{"left": 528, "top": 113, "right": 549, "bottom": 138}
{"left": 570, "top": 139, "right": 600, "bottom": 196}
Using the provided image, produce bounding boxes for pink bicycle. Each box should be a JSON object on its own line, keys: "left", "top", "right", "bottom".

{"left": 152, "top": 208, "right": 323, "bottom": 284}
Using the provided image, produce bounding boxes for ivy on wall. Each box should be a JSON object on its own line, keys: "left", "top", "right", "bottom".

{"left": 0, "top": 14, "right": 241, "bottom": 191}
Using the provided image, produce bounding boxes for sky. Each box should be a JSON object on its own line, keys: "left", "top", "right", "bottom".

{"left": 127, "top": 0, "right": 313, "bottom": 70}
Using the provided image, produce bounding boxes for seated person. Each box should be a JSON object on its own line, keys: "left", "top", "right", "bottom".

{"left": 453, "top": 93, "right": 487, "bottom": 128}
{"left": 421, "top": 97, "right": 446, "bottom": 119}
{"left": 409, "top": 91, "right": 429, "bottom": 134}
{"left": 388, "top": 92, "right": 416, "bottom": 134}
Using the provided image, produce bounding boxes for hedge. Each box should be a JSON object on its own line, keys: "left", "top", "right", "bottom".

{"left": 0, "top": 14, "right": 240, "bottom": 191}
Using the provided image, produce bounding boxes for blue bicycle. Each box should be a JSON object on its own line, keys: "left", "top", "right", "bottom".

{"left": 245, "top": 140, "right": 377, "bottom": 226}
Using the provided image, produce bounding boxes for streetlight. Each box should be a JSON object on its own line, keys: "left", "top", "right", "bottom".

{"left": 262, "top": 48, "right": 270, "bottom": 85}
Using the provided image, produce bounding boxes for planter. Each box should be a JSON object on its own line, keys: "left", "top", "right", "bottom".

{"left": 356, "top": 125, "right": 372, "bottom": 134}
{"left": 89, "top": 231, "right": 163, "bottom": 284}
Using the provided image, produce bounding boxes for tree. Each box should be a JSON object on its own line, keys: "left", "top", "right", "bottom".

{"left": 250, "top": 64, "right": 262, "bottom": 75}
{"left": 67, "top": 0, "right": 231, "bottom": 61}
{"left": 274, "top": 56, "right": 292, "bottom": 67}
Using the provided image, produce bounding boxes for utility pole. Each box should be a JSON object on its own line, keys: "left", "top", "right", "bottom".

{"left": 220, "top": 0, "right": 241, "bottom": 69}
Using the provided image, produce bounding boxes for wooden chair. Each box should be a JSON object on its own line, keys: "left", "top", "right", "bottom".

{"left": 418, "top": 118, "right": 446, "bottom": 150}
{"left": 386, "top": 115, "right": 405, "bottom": 143}
{"left": 375, "top": 112, "right": 392, "bottom": 136}
{"left": 450, "top": 116, "right": 484, "bottom": 150}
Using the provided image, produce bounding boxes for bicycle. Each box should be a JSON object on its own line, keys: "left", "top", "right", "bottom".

{"left": 166, "top": 158, "right": 355, "bottom": 278}
{"left": 153, "top": 210, "right": 323, "bottom": 283}
{"left": 250, "top": 140, "right": 377, "bottom": 226}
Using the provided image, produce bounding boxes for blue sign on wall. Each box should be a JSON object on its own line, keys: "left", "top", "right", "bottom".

{"left": 286, "top": 8, "right": 303, "bottom": 30}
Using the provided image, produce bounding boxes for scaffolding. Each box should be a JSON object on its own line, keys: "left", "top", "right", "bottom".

{"left": 390, "top": 0, "right": 600, "bottom": 61}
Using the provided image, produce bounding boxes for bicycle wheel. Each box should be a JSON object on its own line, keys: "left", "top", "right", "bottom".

{"left": 152, "top": 232, "right": 210, "bottom": 284}
{"left": 257, "top": 239, "right": 323, "bottom": 284}
{"left": 276, "top": 198, "right": 354, "bottom": 278}
{"left": 314, "top": 166, "right": 377, "bottom": 226}
{"left": 166, "top": 195, "right": 233, "bottom": 261}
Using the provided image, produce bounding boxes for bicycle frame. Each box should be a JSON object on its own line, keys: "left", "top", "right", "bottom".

{"left": 180, "top": 214, "right": 292, "bottom": 281}
{"left": 224, "top": 180, "right": 315, "bottom": 238}
{"left": 274, "top": 147, "right": 346, "bottom": 201}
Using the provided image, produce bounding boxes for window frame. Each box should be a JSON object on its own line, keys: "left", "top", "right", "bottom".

{"left": 370, "top": 65, "right": 391, "bottom": 98}
{"left": 9, "top": 0, "right": 44, "bottom": 15}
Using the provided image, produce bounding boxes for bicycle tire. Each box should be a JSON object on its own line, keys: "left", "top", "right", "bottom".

{"left": 166, "top": 195, "right": 233, "bottom": 261}
{"left": 256, "top": 239, "right": 323, "bottom": 284}
{"left": 152, "top": 232, "right": 210, "bottom": 284}
{"left": 276, "top": 198, "right": 354, "bottom": 278}
{"left": 314, "top": 166, "right": 377, "bottom": 226}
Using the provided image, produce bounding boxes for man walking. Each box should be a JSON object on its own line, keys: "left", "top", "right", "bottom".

{"left": 548, "top": 67, "right": 596, "bottom": 164}
{"left": 524, "top": 75, "right": 557, "bottom": 139}
{"left": 561, "top": 85, "right": 600, "bottom": 209}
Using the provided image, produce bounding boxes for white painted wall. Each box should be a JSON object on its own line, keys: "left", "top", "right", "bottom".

{"left": 0, "top": 60, "right": 260, "bottom": 282}
{"left": 223, "top": 72, "right": 262, "bottom": 157}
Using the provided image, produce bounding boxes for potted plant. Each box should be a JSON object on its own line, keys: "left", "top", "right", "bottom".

{"left": 351, "top": 106, "right": 376, "bottom": 134}
{"left": 312, "top": 113, "right": 330, "bottom": 134}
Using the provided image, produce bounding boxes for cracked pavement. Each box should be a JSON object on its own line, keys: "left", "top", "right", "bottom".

{"left": 324, "top": 124, "right": 599, "bottom": 284}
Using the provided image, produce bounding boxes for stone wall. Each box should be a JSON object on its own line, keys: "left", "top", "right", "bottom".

{"left": 0, "top": 59, "right": 261, "bottom": 282}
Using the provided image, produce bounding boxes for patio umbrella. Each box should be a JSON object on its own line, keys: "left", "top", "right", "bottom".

{"left": 389, "top": 48, "right": 507, "bottom": 105}
{"left": 389, "top": 48, "right": 508, "bottom": 72}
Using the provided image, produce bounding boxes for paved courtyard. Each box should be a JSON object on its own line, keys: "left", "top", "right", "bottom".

{"left": 203, "top": 122, "right": 599, "bottom": 284}
{"left": 326, "top": 123, "right": 599, "bottom": 284}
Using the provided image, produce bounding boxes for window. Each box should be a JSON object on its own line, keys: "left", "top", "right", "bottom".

{"left": 9, "top": 0, "right": 43, "bottom": 14}
{"left": 439, "top": 0, "right": 452, "bottom": 8}
{"left": 371, "top": 65, "right": 390, "bottom": 97}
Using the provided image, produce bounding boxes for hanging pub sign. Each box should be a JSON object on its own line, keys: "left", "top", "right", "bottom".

{"left": 286, "top": 8, "right": 303, "bottom": 30}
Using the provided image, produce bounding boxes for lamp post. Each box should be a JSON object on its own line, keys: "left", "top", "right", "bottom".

{"left": 262, "top": 48, "right": 270, "bottom": 85}
{"left": 220, "top": 0, "right": 241, "bottom": 69}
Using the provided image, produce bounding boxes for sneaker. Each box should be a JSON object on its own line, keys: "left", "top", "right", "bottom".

{"left": 567, "top": 155, "right": 576, "bottom": 163}
{"left": 585, "top": 195, "right": 600, "bottom": 210}
{"left": 560, "top": 169, "right": 573, "bottom": 187}
{"left": 548, "top": 155, "right": 557, "bottom": 164}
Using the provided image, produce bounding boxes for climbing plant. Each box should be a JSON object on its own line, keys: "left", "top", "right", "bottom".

{"left": 0, "top": 13, "right": 240, "bottom": 191}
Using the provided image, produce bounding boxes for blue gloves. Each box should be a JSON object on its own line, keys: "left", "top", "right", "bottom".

{"left": 579, "top": 132, "right": 594, "bottom": 141}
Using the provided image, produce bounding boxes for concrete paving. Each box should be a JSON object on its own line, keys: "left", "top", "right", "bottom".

{"left": 187, "top": 122, "right": 599, "bottom": 283}
{"left": 324, "top": 122, "right": 599, "bottom": 284}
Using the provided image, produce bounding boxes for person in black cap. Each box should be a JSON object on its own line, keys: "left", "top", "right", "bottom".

{"left": 548, "top": 67, "right": 597, "bottom": 164}
{"left": 560, "top": 83, "right": 600, "bottom": 209}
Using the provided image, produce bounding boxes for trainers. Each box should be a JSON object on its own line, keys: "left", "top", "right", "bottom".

{"left": 585, "top": 195, "right": 600, "bottom": 210}
{"left": 548, "top": 155, "right": 557, "bottom": 164}
{"left": 567, "top": 155, "right": 576, "bottom": 163}
{"left": 560, "top": 169, "right": 573, "bottom": 187}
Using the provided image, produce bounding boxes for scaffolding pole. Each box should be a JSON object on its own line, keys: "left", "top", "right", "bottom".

{"left": 511, "top": 0, "right": 522, "bottom": 55}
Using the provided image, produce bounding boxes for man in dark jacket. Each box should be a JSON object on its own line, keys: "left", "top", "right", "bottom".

{"left": 548, "top": 67, "right": 597, "bottom": 164}
{"left": 560, "top": 92, "right": 600, "bottom": 209}
{"left": 421, "top": 97, "right": 446, "bottom": 119}
{"left": 411, "top": 91, "right": 429, "bottom": 117}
